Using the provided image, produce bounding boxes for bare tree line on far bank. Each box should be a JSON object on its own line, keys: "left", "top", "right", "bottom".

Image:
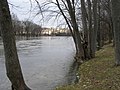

{"left": 0, "top": 13, "right": 71, "bottom": 37}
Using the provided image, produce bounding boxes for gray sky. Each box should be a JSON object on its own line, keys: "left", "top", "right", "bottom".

{"left": 8, "top": 0, "right": 59, "bottom": 28}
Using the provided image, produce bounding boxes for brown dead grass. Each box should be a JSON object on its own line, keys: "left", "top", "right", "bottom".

{"left": 56, "top": 44, "right": 120, "bottom": 90}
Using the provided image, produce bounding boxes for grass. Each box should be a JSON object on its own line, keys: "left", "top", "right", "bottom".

{"left": 56, "top": 44, "right": 120, "bottom": 90}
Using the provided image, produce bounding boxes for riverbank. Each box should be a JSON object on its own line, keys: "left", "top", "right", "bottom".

{"left": 56, "top": 44, "right": 120, "bottom": 90}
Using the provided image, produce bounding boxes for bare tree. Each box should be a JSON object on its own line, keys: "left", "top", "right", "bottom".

{"left": 87, "top": 0, "right": 93, "bottom": 57}
{"left": 91, "top": 0, "right": 98, "bottom": 57}
{"left": 34, "top": 0, "right": 114, "bottom": 61}
{"left": 55, "top": 0, "right": 85, "bottom": 61}
{"left": 0, "top": 0, "right": 31, "bottom": 90}
{"left": 81, "top": 0, "right": 91, "bottom": 59}
{"left": 111, "top": 0, "right": 120, "bottom": 65}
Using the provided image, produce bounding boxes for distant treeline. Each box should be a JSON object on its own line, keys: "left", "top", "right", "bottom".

{"left": 0, "top": 13, "right": 71, "bottom": 37}
{"left": 11, "top": 13, "right": 42, "bottom": 37}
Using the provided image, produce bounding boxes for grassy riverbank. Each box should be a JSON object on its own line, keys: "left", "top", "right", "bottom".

{"left": 56, "top": 44, "right": 120, "bottom": 90}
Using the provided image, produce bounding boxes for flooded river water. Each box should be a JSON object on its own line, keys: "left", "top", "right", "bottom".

{"left": 0, "top": 36, "right": 76, "bottom": 90}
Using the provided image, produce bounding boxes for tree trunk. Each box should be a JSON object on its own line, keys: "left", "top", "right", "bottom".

{"left": 91, "top": 0, "right": 98, "bottom": 58}
{"left": 56, "top": 0, "right": 85, "bottom": 61}
{"left": 87, "top": 0, "right": 93, "bottom": 58}
{"left": 0, "top": 0, "right": 31, "bottom": 90}
{"left": 108, "top": 0, "right": 114, "bottom": 44}
{"left": 66, "top": 0, "right": 85, "bottom": 60}
{"left": 81, "top": 0, "right": 91, "bottom": 59}
{"left": 81, "top": 0, "right": 88, "bottom": 42}
{"left": 55, "top": 0, "right": 79, "bottom": 56}
{"left": 111, "top": 0, "right": 120, "bottom": 65}
{"left": 108, "top": 23, "right": 112, "bottom": 43}
{"left": 97, "top": 0, "right": 102, "bottom": 50}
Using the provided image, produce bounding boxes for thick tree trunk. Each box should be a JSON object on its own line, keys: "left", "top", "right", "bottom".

{"left": 0, "top": 0, "right": 31, "bottom": 90}
{"left": 81, "top": 0, "right": 90, "bottom": 59}
{"left": 91, "top": 0, "right": 98, "bottom": 58}
{"left": 108, "top": 0, "right": 114, "bottom": 44}
{"left": 56, "top": 0, "right": 85, "bottom": 61}
{"left": 111, "top": 0, "right": 120, "bottom": 65}
{"left": 108, "top": 23, "right": 112, "bottom": 43}
{"left": 87, "top": 0, "right": 93, "bottom": 58}
{"left": 97, "top": 0, "right": 102, "bottom": 50}
{"left": 74, "top": 27, "right": 85, "bottom": 61}
{"left": 81, "top": 0, "right": 88, "bottom": 42}
{"left": 66, "top": 0, "right": 85, "bottom": 61}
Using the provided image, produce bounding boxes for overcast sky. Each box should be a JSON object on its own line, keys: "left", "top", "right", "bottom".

{"left": 8, "top": 0, "right": 59, "bottom": 28}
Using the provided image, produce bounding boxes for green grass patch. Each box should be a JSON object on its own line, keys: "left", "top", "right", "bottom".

{"left": 56, "top": 44, "right": 120, "bottom": 90}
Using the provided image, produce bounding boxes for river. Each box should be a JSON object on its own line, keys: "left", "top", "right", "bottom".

{"left": 0, "top": 36, "right": 76, "bottom": 90}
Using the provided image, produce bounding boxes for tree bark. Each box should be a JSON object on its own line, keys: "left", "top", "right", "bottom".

{"left": 66, "top": 0, "right": 85, "bottom": 60}
{"left": 111, "top": 0, "right": 120, "bottom": 65}
{"left": 97, "top": 0, "right": 102, "bottom": 50}
{"left": 0, "top": 0, "right": 31, "bottom": 90}
{"left": 55, "top": 0, "right": 78, "bottom": 53}
{"left": 91, "top": 0, "right": 98, "bottom": 58}
{"left": 56, "top": 0, "right": 85, "bottom": 61}
{"left": 81, "top": 0, "right": 90, "bottom": 59}
{"left": 87, "top": 0, "right": 93, "bottom": 58}
{"left": 81, "top": 0, "right": 88, "bottom": 42}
